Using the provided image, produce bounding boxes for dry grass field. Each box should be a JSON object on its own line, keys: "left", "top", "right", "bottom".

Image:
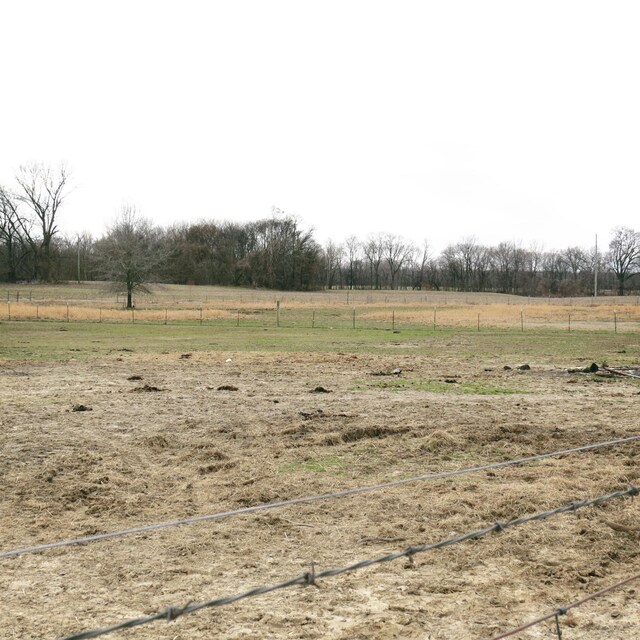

{"left": 2, "top": 283, "right": 640, "bottom": 332}
{"left": 1, "top": 284, "right": 640, "bottom": 639}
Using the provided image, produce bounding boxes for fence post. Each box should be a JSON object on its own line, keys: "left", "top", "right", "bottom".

{"left": 276, "top": 300, "right": 280, "bottom": 328}
{"left": 568, "top": 313, "right": 571, "bottom": 333}
{"left": 352, "top": 307, "right": 356, "bottom": 329}
{"left": 433, "top": 307, "right": 437, "bottom": 331}
{"left": 131, "top": 308, "right": 135, "bottom": 324}
{"left": 237, "top": 309, "right": 240, "bottom": 327}
{"left": 614, "top": 311, "right": 617, "bottom": 333}
{"left": 67, "top": 304, "right": 70, "bottom": 323}
{"left": 477, "top": 313, "right": 480, "bottom": 332}
{"left": 99, "top": 307, "right": 102, "bottom": 323}
{"left": 7, "top": 302, "right": 10, "bottom": 320}
{"left": 164, "top": 309, "right": 168, "bottom": 325}
{"left": 520, "top": 309, "right": 524, "bottom": 332}
{"left": 200, "top": 307, "right": 203, "bottom": 326}
{"left": 392, "top": 310, "right": 395, "bottom": 331}
{"left": 312, "top": 309, "right": 315, "bottom": 329}
{"left": 36, "top": 305, "right": 39, "bottom": 320}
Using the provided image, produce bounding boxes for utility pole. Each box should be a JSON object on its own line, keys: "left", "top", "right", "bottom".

{"left": 77, "top": 235, "right": 81, "bottom": 284}
{"left": 594, "top": 234, "right": 598, "bottom": 298}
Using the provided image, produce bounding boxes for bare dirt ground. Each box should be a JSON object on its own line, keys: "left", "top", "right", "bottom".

{"left": 1, "top": 343, "right": 639, "bottom": 639}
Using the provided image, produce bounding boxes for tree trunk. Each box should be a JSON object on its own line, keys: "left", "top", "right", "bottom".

{"left": 40, "top": 243, "right": 52, "bottom": 282}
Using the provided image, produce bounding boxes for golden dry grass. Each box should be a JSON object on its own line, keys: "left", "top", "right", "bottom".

{"left": 3, "top": 295, "right": 639, "bottom": 332}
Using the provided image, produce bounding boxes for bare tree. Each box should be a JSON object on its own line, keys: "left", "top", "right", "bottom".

{"left": 13, "top": 163, "right": 71, "bottom": 281}
{"left": 411, "top": 239, "right": 431, "bottom": 290}
{"left": 440, "top": 244, "right": 464, "bottom": 289}
{"left": 540, "top": 250, "right": 566, "bottom": 295}
{"left": 492, "top": 241, "right": 526, "bottom": 294}
{"left": 76, "top": 232, "right": 95, "bottom": 282}
{"left": 608, "top": 226, "right": 639, "bottom": 295}
{"left": 561, "top": 246, "right": 588, "bottom": 283}
{"left": 457, "top": 237, "right": 478, "bottom": 291}
{"left": 363, "top": 234, "right": 385, "bottom": 290}
{"left": 383, "top": 234, "right": 413, "bottom": 290}
{"left": 95, "top": 206, "right": 163, "bottom": 308}
{"left": 344, "top": 235, "right": 360, "bottom": 290}
{"left": 0, "top": 186, "right": 29, "bottom": 282}
{"left": 473, "top": 244, "right": 493, "bottom": 291}
{"left": 523, "top": 242, "right": 544, "bottom": 296}
{"left": 323, "top": 240, "right": 344, "bottom": 289}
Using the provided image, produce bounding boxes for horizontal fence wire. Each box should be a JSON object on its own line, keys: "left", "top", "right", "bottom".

{"left": 3, "top": 300, "right": 640, "bottom": 333}
{"left": 3, "top": 435, "right": 640, "bottom": 561}
{"left": 59, "top": 485, "right": 640, "bottom": 640}
{"left": 490, "top": 570, "right": 640, "bottom": 639}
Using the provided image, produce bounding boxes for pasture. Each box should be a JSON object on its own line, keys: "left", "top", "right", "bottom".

{"left": 1, "top": 284, "right": 639, "bottom": 639}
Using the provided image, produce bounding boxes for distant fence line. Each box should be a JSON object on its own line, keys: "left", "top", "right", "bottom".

{"left": 5, "top": 286, "right": 640, "bottom": 308}
{"left": 3, "top": 301, "right": 640, "bottom": 333}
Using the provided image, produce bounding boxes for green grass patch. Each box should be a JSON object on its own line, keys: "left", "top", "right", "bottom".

{"left": 367, "top": 377, "right": 527, "bottom": 395}
{"left": 0, "top": 319, "right": 636, "bottom": 363}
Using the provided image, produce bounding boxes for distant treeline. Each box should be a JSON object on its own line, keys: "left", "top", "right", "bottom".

{"left": 3, "top": 216, "right": 639, "bottom": 296}
{"left": 1, "top": 165, "right": 639, "bottom": 295}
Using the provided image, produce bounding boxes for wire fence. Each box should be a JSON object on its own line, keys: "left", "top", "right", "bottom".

{"left": 491, "top": 570, "right": 640, "bottom": 639}
{"left": 3, "top": 299, "right": 640, "bottom": 333}
{"left": 3, "top": 434, "right": 639, "bottom": 561}
{"left": 59, "top": 485, "right": 640, "bottom": 640}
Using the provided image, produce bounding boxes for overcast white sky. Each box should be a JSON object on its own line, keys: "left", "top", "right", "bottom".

{"left": 2, "top": 1, "right": 639, "bottom": 254}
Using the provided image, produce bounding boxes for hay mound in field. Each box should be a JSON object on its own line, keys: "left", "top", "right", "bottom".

{"left": 420, "top": 429, "right": 461, "bottom": 452}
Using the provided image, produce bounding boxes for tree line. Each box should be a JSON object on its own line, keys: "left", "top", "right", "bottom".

{"left": 2, "top": 164, "right": 639, "bottom": 302}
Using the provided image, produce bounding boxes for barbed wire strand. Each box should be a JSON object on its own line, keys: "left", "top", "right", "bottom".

{"left": 3, "top": 434, "right": 639, "bottom": 561}
{"left": 490, "top": 569, "right": 640, "bottom": 639}
{"left": 59, "top": 485, "right": 640, "bottom": 640}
